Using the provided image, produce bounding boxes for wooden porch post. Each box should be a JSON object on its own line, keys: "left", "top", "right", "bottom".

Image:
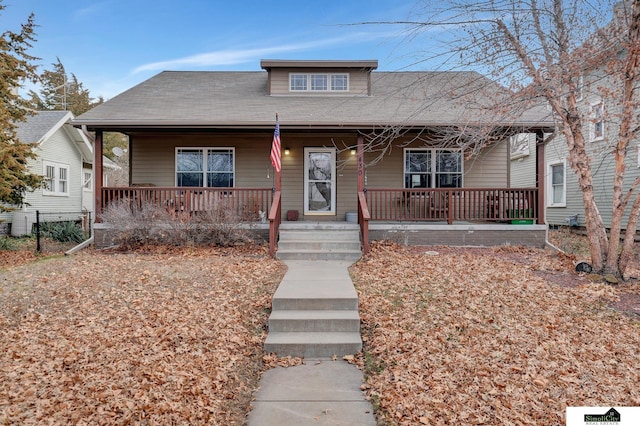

{"left": 357, "top": 135, "right": 364, "bottom": 192}
{"left": 94, "top": 130, "right": 103, "bottom": 222}
{"left": 535, "top": 130, "right": 545, "bottom": 225}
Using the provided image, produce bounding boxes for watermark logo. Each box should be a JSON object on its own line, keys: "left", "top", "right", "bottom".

{"left": 584, "top": 408, "right": 620, "bottom": 424}
{"left": 567, "top": 407, "right": 639, "bottom": 426}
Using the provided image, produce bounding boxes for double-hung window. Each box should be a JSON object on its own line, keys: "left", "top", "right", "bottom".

{"left": 548, "top": 161, "right": 566, "bottom": 206}
{"left": 43, "top": 161, "right": 69, "bottom": 196}
{"left": 176, "top": 148, "right": 234, "bottom": 187}
{"left": 404, "top": 149, "right": 462, "bottom": 188}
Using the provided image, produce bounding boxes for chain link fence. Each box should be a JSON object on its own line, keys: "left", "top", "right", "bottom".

{"left": 34, "top": 211, "right": 92, "bottom": 253}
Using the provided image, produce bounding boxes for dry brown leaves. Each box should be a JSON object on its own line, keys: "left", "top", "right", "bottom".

{"left": 350, "top": 241, "right": 640, "bottom": 426}
{"left": 0, "top": 244, "right": 286, "bottom": 425}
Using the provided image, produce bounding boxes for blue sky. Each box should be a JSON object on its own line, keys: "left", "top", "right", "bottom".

{"left": 2, "top": 0, "right": 436, "bottom": 100}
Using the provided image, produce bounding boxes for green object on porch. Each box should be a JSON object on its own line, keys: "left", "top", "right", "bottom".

{"left": 508, "top": 208, "right": 534, "bottom": 224}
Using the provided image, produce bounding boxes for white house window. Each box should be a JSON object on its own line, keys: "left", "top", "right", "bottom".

{"left": 575, "top": 75, "right": 584, "bottom": 101}
{"left": 331, "top": 74, "right": 348, "bottom": 91}
{"left": 548, "top": 161, "right": 566, "bottom": 206}
{"left": 590, "top": 101, "right": 604, "bottom": 141}
{"left": 311, "top": 74, "right": 328, "bottom": 91}
{"left": 83, "top": 171, "right": 93, "bottom": 191}
{"left": 510, "top": 133, "right": 530, "bottom": 159}
{"left": 43, "top": 161, "right": 70, "bottom": 196}
{"left": 404, "top": 149, "right": 462, "bottom": 188}
{"left": 289, "top": 73, "right": 349, "bottom": 92}
{"left": 290, "top": 74, "right": 307, "bottom": 91}
{"left": 176, "top": 148, "right": 234, "bottom": 187}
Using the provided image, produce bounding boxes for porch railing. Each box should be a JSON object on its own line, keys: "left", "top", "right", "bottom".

{"left": 365, "top": 188, "right": 538, "bottom": 224}
{"left": 101, "top": 187, "right": 273, "bottom": 221}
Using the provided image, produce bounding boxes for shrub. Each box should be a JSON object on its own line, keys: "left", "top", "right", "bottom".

{"left": 101, "top": 198, "right": 252, "bottom": 249}
{"left": 40, "top": 221, "right": 86, "bottom": 244}
{"left": 0, "top": 236, "right": 18, "bottom": 251}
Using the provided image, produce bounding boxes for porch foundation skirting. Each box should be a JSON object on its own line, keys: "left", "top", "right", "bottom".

{"left": 368, "top": 223, "right": 548, "bottom": 248}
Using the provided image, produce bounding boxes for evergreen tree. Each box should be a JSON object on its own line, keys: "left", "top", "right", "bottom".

{"left": 0, "top": 1, "right": 42, "bottom": 211}
{"left": 28, "top": 57, "right": 103, "bottom": 116}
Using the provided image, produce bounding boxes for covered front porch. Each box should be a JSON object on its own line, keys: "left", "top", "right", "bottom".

{"left": 94, "top": 185, "right": 547, "bottom": 254}
{"left": 91, "top": 130, "right": 548, "bottom": 255}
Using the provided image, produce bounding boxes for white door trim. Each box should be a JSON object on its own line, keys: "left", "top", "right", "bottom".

{"left": 304, "top": 147, "right": 336, "bottom": 215}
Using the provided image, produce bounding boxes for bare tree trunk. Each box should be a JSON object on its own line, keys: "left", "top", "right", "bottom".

{"left": 619, "top": 192, "right": 640, "bottom": 275}
{"left": 562, "top": 126, "right": 608, "bottom": 270}
{"left": 605, "top": 0, "right": 640, "bottom": 277}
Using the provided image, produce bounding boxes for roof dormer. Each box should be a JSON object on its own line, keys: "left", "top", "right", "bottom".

{"left": 260, "top": 59, "right": 378, "bottom": 96}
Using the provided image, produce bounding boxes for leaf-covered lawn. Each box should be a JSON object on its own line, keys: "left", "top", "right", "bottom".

{"left": 350, "top": 242, "right": 640, "bottom": 425}
{"left": 0, "top": 245, "right": 286, "bottom": 425}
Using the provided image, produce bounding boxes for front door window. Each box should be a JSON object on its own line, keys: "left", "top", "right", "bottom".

{"left": 304, "top": 148, "right": 336, "bottom": 215}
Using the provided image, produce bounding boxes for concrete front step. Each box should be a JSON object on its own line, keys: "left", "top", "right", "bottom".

{"left": 277, "top": 240, "right": 361, "bottom": 251}
{"left": 276, "top": 224, "right": 362, "bottom": 261}
{"left": 269, "top": 310, "right": 361, "bottom": 332}
{"left": 264, "top": 332, "right": 363, "bottom": 358}
{"left": 272, "top": 295, "right": 358, "bottom": 311}
{"left": 276, "top": 249, "right": 362, "bottom": 261}
{"left": 278, "top": 230, "right": 361, "bottom": 242}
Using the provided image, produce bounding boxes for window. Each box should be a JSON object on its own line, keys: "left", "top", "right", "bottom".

{"left": 331, "top": 74, "right": 348, "bottom": 91}
{"left": 404, "top": 149, "right": 462, "bottom": 188}
{"left": 311, "top": 74, "right": 328, "bottom": 91}
{"left": 590, "top": 101, "right": 604, "bottom": 140}
{"left": 43, "top": 161, "right": 70, "bottom": 196}
{"left": 176, "top": 148, "right": 234, "bottom": 187}
{"left": 289, "top": 73, "right": 349, "bottom": 92}
{"left": 548, "top": 161, "right": 566, "bottom": 206}
{"left": 574, "top": 75, "right": 584, "bottom": 101}
{"left": 290, "top": 74, "right": 307, "bottom": 91}
{"left": 83, "top": 171, "right": 92, "bottom": 191}
{"left": 510, "top": 133, "right": 530, "bottom": 159}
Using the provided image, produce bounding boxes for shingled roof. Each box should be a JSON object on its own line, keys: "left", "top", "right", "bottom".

{"left": 73, "top": 69, "right": 552, "bottom": 131}
{"left": 17, "top": 110, "right": 72, "bottom": 143}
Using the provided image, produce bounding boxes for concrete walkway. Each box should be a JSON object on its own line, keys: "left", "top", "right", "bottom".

{"left": 247, "top": 261, "right": 376, "bottom": 425}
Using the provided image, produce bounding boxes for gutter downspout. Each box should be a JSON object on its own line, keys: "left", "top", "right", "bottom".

{"left": 65, "top": 236, "right": 94, "bottom": 255}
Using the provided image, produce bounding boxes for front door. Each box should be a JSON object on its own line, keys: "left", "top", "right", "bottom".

{"left": 304, "top": 147, "right": 336, "bottom": 215}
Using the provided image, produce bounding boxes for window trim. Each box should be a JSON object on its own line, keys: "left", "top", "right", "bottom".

{"left": 590, "top": 100, "right": 604, "bottom": 142}
{"left": 403, "top": 148, "right": 463, "bottom": 189}
{"left": 547, "top": 160, "right": 566, "bottom": 207}
{"left": 42, "top": 161, "right": 70, "bottom": 196}
{"left": 289, "top": 73, "right": 349, "bottom": 92}
{"left": 175, "top": 147, "right": 235, "bottom": 188}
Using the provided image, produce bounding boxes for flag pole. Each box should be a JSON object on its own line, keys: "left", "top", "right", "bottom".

{"left": 275, "top": 113, "right": 281, "bottom": 192}
{"left": 270, "top": 113, "right": 282, "bottom": 192}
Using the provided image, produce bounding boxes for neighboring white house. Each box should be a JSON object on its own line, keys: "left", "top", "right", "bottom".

{"left": 0, "top": 111, "right": 94, "bottom": 236}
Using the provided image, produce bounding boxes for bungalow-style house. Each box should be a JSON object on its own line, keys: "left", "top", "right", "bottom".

{"left": 0, "top": 111, "right": 95, "bottom": 236}
{"left": 73, "top": 60, "right": 554, "bottom": 256}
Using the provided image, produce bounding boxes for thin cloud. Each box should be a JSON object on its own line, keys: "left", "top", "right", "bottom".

{"left": 131, "top": 32, "right": 395, "bottom": 74}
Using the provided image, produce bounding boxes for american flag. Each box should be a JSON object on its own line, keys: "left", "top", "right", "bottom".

{"left": 270, "top": 114, "right": 281, "bottom": 172}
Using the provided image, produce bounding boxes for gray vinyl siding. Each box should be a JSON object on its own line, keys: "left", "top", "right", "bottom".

{"left": 544, "top": 132, "right": 640, "bottom": 230}
{"left": 267, "top": 68, "right": 370, "bottom": 96}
